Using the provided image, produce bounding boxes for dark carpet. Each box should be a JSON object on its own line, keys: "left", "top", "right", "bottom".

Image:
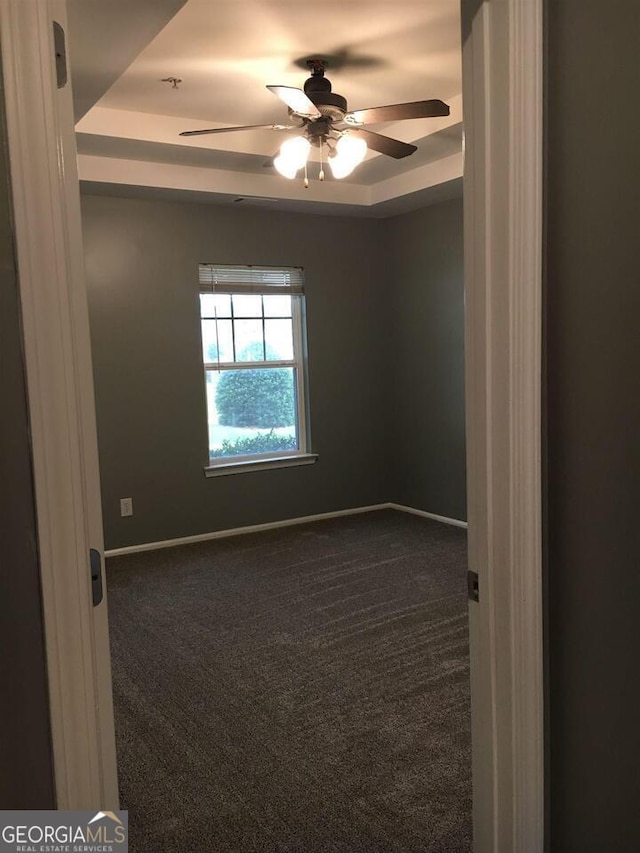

{"left": 107, "top": 509, "right": 472, "bottom": 852}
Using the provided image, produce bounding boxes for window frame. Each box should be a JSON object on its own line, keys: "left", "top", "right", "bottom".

{"left": 199, "top": 265, "right": 316, "bottom": 476}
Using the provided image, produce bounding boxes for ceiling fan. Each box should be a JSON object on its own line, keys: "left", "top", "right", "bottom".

{"left": 179, "top": 59, "right": 450, "bottom": 183}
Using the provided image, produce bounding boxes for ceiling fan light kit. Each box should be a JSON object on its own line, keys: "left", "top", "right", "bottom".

{"left": 329, "top": 134, "right": 368, "bottom": 179}
{"left": 180, "top": 58, "right": 450, "bottom": 187}
{"left": 274, "top": 135, "right": 311, "bottom": 179}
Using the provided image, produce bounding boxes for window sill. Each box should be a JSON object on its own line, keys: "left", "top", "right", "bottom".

{"left": 204, "top": 453, "right": 318, "bottom": 478}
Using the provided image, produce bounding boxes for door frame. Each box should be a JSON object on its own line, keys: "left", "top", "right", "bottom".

{"left": 1, "top": 0, "right": 544, "bottom": 845}
{"left": 0, "top": 0, "right": 118, "bottom": 808}
{"left": 463, "top": 0, "right": 544, "bottom": 850}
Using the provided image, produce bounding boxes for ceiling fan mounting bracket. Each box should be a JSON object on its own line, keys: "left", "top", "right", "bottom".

{"left": 306, "top": 58, "right": 328, "bottom": 75}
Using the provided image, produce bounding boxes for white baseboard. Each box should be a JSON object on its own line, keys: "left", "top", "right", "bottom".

{"left": 105, "top": 502, "right": 467, "bottom": 558}
{"left": 105, "top": 504, "right": 388, "bottom": 557}
{"left": 387, "top": 503, "right": 468, "bottom": 529}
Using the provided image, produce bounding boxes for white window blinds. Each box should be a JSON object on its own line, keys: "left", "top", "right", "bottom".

{"left": 199, "top": 264, "right": 304, "bottom": 294}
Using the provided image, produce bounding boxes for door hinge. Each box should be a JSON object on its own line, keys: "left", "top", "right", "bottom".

{"left": 90, "top": 548, "right": 103, "bottom": 606}
{"left": 53, "top": 22, "right": 67, "bottom": 89}
{"left": 467, "top": 570, "right": 479, "bottom": 603}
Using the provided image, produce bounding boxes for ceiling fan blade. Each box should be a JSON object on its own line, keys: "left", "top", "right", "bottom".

{"left": 266, "top": 85, "right": 321, "bottom": 119}
{"left": 179, "top": 123, "right": 295, "bottom": 137}
{"left": 344, "top": 99, "right": 450, "bottom": 125}
{"left": 347, "top": 127, "right": 417, "bottom": 159}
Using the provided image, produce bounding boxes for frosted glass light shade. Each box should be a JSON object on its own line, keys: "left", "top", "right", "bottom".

{"left": 274, "top": 136, "right": 311, "bottom": 178}
{"left": 273, "top": 155, "right": 298, "bottom": 178}
{"left": 329, "top": 134, "right": 368, "bottom": 179}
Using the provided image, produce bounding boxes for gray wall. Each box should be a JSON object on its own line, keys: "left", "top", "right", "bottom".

{"left": 0, "top": 74, "right": 55, "bottom": 807}
{"left": 387, "top": 199, "right": 466, "bottom": 520}
{"left": 546, "top": 1, "right": 640, "bottom": 849}
{"left": 81, "top": 192, "right": 467, "bottom": 550}
{"left": 82, "top": 195, "right": 393, "bottom": 549}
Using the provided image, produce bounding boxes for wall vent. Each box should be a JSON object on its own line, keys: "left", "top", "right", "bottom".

{"left": 233, "top": 196, "right": 279, "bottom": 206}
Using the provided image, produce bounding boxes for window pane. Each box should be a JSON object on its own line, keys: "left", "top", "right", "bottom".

{"left": 234, "top": 320, "right": 264, "bottom": 361}
{"left": 207, "top": 366, "right": 298, "bottom": 460}
{"left": 265, "top": 319, "right": 294, "bottom": 360}
{"left": 204, "top": 368, "right": 220, "bottom": 437}
{"left": 218, "top": 320, "right": 237, "bottom": 363}
{"left": 201, "top": 319, "right": 220, "bottom": 363}
{"left": 263, "top": 294, "right": 292, "bottom": 318}
{"left": 200, "top": 293, "right": 231, "bottom": 318}
{"left": 232, "top": 293, "right": 263, "bottom": 318}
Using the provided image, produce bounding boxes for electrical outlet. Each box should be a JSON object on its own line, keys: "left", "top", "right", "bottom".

{"left": 120, "top": 497, "right": 133, "bottom": 517}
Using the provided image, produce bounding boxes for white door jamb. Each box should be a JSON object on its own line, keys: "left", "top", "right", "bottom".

{"left": 463, "top": 0, "right": 544, "bottom": 850}
{"left": 0, "top": 0, "right": 119, "bottom": 808}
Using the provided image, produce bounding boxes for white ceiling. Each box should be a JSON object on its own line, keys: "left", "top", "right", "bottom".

{"left": 71, "top": 0, "right": 463, "bottom": 216}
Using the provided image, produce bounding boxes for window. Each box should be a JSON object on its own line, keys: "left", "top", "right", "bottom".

{"left": 199, "top": 264, "right": 314, "bottom": 474}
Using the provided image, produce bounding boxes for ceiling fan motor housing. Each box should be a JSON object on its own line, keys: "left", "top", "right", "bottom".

{"left": 303, "top": 62, "right": 347, "bottom": 121}
{"left": 306, "top": 90, "right": 347, "bottom": 121}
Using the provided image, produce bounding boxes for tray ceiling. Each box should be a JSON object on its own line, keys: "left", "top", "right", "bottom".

{"left": 71, "top": 0, "right": 463, "bottom": 216}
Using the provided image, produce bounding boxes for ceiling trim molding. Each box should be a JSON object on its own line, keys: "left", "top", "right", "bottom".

{"left": 77, "top": 150, "right": 463, "bottom": 213}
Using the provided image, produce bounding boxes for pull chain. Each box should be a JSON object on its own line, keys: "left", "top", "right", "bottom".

{"left": 304, "top": 160, "right": 309, "bottom": 189}
{"left": 319, "top": 140, "right": 325, "bottom": 182}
